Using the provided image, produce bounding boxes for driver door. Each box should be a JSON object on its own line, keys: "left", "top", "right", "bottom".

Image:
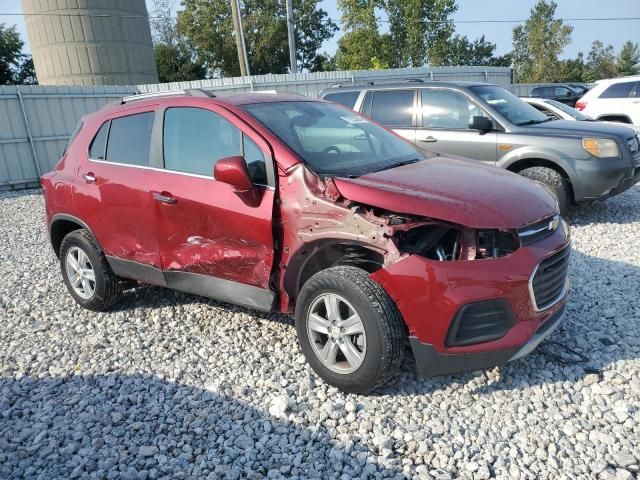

{"left": 416, "top": 88, "right": 497, "bottom": 163}
{"left": 148, "top": 103, "right": 276, "bottom": 310}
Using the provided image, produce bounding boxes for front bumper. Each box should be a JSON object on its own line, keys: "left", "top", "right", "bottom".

{"left": 370, "top": 223, "right": 570, "bottom": 378}
{"left": 575, "top": 152, "right": 640, "bottom": 201}
{"left": 409, "top": 304, "right": 565, "bottom": 378}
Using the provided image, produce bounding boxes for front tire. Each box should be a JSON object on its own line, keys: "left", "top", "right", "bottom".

{"left": 519, "top": 166, "right": 570, "bottom": 216}
{"left": 59, "top": 230, "right": 123, "bottom": 311}
{"left": 295, "top": 266, "right": 405, "bottom": 394}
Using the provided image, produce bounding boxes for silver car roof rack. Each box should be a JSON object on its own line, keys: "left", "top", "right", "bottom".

{"left": 120, "top": 88, "right": 216, "bottom": 104}
{"left": 329, "top": 78, "right": 426, "bottom": 88}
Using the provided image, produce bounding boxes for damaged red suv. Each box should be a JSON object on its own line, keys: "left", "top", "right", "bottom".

{"left": 42, "top": 90, "right": 571, "bottom": 393}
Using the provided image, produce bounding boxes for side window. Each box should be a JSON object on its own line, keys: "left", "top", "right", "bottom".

{"left": 88, "top": 121, "right": 109, "bottom": 160}
{"left": 543, "top": 87, "right": 554, "bottom": 96}
{"left": 370, "top": 90, "right": 414, "bottom": 127}
{"left": 556, "top": 87, "right": 570, "bottom": 96}
{"left": 421, "top": 89, "right": 484, "bottom": 129}
{"left": 242, "top": 135, "right": 267, "bottom": 185}
{"left": 323, "top": 91, "right": 360, "bottom": 109}
{"left": 105, "top": 112, "right": 154, "bottom": 166}
{"left": 532, "top": 104, "right": 560, "bottom": 120}
{"left": 163, "top": 107, "right": 241, "bottom": 176}
{"left": 600, "top": 82, "right": 635, "bottom": 99}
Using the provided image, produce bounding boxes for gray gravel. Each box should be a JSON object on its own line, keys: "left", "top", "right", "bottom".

{"left": 1, "top": 187, "right": 639, "bottom": 480}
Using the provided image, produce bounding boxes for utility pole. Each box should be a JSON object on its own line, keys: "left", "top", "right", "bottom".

{"left": 285, "top": 0, "right": 297, "bottom": 74}
{"left": 230, "top": 0, "right": 250, "bottom": 77}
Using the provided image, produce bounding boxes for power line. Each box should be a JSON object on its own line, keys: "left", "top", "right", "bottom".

{"left": 3, "top": 11, "right": 640, "bottom": 24}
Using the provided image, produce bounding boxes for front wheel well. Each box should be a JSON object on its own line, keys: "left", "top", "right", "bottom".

{"left": 506, "top": 158, "right": 574, "bottom": 202}
{"left": 283, "top": 241, "right": 385, "bottom": 307}
{"left": 596, "top": 115, "right": 632, "bottom": 124}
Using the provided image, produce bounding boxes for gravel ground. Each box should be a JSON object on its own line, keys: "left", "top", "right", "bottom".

{"left": 0, "top": 187, "right": 639, "bottom": 480}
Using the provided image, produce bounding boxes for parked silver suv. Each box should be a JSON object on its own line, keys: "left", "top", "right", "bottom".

{"left": 320, "top": 81, "right": 640, "bottom": 214}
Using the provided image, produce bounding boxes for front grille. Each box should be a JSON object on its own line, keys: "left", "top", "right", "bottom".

{"left": 518, "top": 215, "right": 560, "bottom": 246}
{"left": 530, "top": 246, "right": 570, "bottom": 310}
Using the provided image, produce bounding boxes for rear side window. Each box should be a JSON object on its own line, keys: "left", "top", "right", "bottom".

{"left": 370, "top": 90, "right": 414, "bottom": 127}
{"left": 89, "top": 121, "right": 109, "bottom": 160}
{"left": 105, "top": 112, "right": 154, "bottom": 166}
{"left": 600, "top": 82, "right": 636, "bottom": 99}
{"left": 163, "top": 107, "right": 241, "bottom": 177}
{"left": 323, "top": 91, "right": 360, "bottom": 109}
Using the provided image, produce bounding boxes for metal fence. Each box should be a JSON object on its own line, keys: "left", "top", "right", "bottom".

{"left": 137, "top": 66, "right": 513, "bottom": 97}
{"left": 0, "top": 85, "right": 136, "bottom": 189}
{"left": 0, "top": 66, "right": 511, "bottom": 189}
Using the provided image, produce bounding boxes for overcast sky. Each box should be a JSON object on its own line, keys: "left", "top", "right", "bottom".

{"left": 1, "top": 0, "right": 638, "bottom": 60}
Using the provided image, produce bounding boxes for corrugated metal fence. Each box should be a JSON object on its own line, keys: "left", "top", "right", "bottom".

{"left": 0, "top": 85, "right": 136, "bottom": 189}
{"left": 0, "top": 66, "right": 511, "bottom": 189}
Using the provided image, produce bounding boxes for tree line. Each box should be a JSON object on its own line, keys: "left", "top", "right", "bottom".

{"left": 153, "top": 0, "right": 639, "bottom": 84}
{"left": 1, "top": 0, "right": 638, "bottom": 85}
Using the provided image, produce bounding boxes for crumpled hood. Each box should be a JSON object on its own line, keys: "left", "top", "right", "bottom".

{"left": 333, "top": 157, "right": 558, "bottom": 229}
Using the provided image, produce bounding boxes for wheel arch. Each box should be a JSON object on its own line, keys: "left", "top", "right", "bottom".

{"left": 596, "top": 114, "right": 632, "bottom": 124}
{"left": 49, "top": 214, "right": 101, "bottom": 258}
{"left": 505, "top": 158, "right": 575, "bottom": 203}
{"left": 283, "top": 240, "right": 385, "bottom": 308}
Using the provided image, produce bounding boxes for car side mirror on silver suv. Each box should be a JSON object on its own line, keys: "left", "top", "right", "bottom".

{"left": 469, "top": 116, "right": 493, "bottom": 132}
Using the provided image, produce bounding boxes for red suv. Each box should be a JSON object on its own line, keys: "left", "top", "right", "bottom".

{"left": 42, "top": 90, "right": 571, "bottom": 393}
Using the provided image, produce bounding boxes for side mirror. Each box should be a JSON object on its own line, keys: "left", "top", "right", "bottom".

{"left": 469, "top": 116, "right": 493, "bottom": 132}
{"left": 214, "top": 156, "right": 253, "bottom": 192}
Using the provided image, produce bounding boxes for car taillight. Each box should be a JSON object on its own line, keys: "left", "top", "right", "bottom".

{"left": 576, "top": 101, "right": 586, "bottom": 111}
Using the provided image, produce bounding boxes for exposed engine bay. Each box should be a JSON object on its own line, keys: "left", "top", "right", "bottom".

{"left": 394, "top": 221, "right": 520, "bottom": 261}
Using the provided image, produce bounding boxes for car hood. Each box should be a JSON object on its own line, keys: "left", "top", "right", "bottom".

{"left": 333, "top": 157, "right": 558, "bottom": 229}
{"left": 526, "top": 119, "right": 636, "bottom": 139}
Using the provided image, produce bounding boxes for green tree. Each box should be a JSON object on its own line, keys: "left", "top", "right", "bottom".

{"left": 445, "top": 34, "right": 511, "bottom": 67}
{"left": 0, "top": 23, "right": 37, "bottom": 85}
{"left": 511, "top": 0, "right": 572, "bottom": 83}
{"left": 178, "top": 0, "right": 337, "bottom": 76}
{"left": 335, "top": 0, "right": 393, "bottom": 70}
{"left": 150, "top": 0, "right": 205, "bottom": 82}
{"left": 385, "top": 0, "right": 457, "bottom": 67}
{"left": 616, "top": 41, "right": 640, "bottom": 76}
{"left": 585, "top": 40, "right": 617, "bottom": 82}
{"left": 558, "top": 53, "right": 585, "bottom": 82}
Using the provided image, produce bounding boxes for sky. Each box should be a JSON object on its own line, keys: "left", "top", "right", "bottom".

{"left": 1, "top": 0, "right": 639, "bottom": 61}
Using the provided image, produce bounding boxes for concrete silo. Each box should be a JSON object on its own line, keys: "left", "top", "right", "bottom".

{"left": 22, "top": 0, "right": 158, "bottom": 85}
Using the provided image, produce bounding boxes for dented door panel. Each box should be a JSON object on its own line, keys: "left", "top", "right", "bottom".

{"left": 152, "top": 174, "right": 275, "bottom": 288}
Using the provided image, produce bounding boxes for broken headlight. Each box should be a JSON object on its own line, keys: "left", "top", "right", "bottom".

{"left": 396, "top": 224, "right": 519, "bottom": 261}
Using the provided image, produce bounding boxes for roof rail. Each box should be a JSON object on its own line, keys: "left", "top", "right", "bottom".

{"left": 329, "top": 77, "right": 426, "bottom": 88}
{"left": 120, "top": 88, "right": 216, "bottom": 104}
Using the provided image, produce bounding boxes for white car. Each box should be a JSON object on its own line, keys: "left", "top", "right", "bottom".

{"left": 524, "top": 97, "right": 640, "bottom": 135}
{"left": 576, "top": 76, "right": 640, "bottom": 126}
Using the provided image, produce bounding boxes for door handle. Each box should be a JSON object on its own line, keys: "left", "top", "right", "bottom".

{"left": 419, "top": 136, "right": 438, "bottom": 143}
{"left": 83, "top": 172, "right": 96, "bottom": 183}
{"left": 153, "top": 192, "right": 177, "bottom": 204}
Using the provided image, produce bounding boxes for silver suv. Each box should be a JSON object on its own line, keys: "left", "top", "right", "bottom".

{"left": 320, "top": 81, "right": 640, "bottom": 214}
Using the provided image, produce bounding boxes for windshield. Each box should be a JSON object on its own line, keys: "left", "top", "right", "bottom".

{"left": 242, "top": 101, "right": 422, "bottom": 177}
{"left": 470, "top": 85, "right": 549, "bottom": 126}
{"left": 545, "top": 99, "right": 592, "bottom": 120}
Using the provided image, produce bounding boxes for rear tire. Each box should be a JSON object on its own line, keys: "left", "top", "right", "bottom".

{"left": 295, "top": 266, "right": 405, "bottom": 394}
{"left": 59, "top": 230, "right": 123, "bottom": 311}
{"left": 519, "top": 166, "right": 570, "bottom": 216}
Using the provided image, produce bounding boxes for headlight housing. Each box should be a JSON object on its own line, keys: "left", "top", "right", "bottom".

{"left": 582, "top": 137, "right": 620, "bottom": 158}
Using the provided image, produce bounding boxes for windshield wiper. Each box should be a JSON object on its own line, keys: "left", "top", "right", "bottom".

{"left": 370, "top": 158, "right": 422, "bottom": 174}
{"left": 517, "top": 118, "right": 553, "bottom": 126}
